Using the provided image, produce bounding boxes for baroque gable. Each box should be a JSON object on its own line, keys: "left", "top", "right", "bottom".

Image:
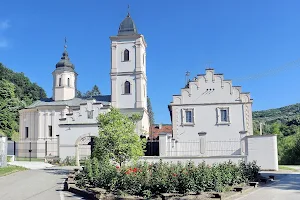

{"left": 171, "top": 69, "right": 253, "bottom": 105}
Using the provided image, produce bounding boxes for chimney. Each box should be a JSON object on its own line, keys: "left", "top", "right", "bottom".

{"left": 159, "top": 123, "right": 162, "bottom": 129}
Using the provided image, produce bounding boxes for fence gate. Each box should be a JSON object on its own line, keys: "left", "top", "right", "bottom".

{"left": 78, "top": 136, "right": 95, "bottom": 161}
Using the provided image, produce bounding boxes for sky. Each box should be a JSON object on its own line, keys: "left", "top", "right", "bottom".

{"left": 1, "top": 0, "right": 300, "bottom": 124}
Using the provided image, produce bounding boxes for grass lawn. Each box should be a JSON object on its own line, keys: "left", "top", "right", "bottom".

{"left": 0, "top": 165, "right": 27, "bottom": 177}
{"left": 279, "top": 165, "right": 299, "bottom": 172}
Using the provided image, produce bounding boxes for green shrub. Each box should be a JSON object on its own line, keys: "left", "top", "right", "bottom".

{"left": 78, "top": 159, "right": 260, "bottom": 197}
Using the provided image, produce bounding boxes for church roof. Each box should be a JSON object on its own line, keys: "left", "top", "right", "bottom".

{"left": 26, "top": 95, "right": 111, "bottom": 108}
{"left": 56, "top": 50, "right": 75, "bottom": 70}
{"left": 118, "top": 13, "right": 138, "bottom": 36}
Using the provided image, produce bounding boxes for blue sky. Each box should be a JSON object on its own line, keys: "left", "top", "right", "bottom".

{"left": 1, "top": 0, "right": 300, "bottom": 124}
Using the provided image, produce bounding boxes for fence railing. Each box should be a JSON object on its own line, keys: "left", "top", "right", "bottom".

{"left": 8, "top": 138, "right": 58, "bottom": 159}
{"left": 166, "top": 139, "right": 241, "bottom": 157}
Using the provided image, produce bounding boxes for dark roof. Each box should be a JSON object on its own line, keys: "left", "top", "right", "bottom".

{"left": 27, "top": 95, "right": 111, "bottom": 108}
{"left": 118, "top": 13, "right": 138, "bottom": 36}
{"left": 56, "top": 50, "right": 75, "bottom": 70}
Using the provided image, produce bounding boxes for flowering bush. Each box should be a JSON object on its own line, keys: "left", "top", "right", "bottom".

{"left": 76, "top": 159, "right": 260, "bottom": 198}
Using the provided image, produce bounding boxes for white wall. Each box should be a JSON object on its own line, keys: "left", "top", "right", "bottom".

{"left": 59, "top": 125, "right": 98, "bottom": 160}
{"left": 52, "top": 70, "right": 76, "bottom": 101}
{"left": 246, "top": 135, "right": 278, "bottom": 171}
{"left": 140, "top": 155, "right": 246, "bottom": 166}
{"left": 110, "top": 35, "right": 147, "bottom": 111}
{"left": 170, "top": 68, "right": 253, "bottom": 143}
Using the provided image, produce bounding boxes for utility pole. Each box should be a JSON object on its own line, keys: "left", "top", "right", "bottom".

{"left": 259, "top": 122, "right": 263, "bottom": 135}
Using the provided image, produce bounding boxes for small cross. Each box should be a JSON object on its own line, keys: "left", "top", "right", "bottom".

{"left": 64, "top": 37, "right": 67, "bottom": 51}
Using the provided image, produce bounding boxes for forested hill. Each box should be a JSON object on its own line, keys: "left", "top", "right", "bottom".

{"left": 0, "top": 63, "right": 46, "bottom": 105}
{"left": 0, "top": 63, "right": 46, "bottom": 138}
{"left": 253, "top": 103, "right": 300, "bottom": 123}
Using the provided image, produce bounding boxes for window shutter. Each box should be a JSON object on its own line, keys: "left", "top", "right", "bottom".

{"left": 227, "top": 108, "right": 230, "bottom": 122}
{"left": 181, "top": 109, "right": 184, "bottom": 125}
{"left": 192, "top": 109, "right": 195, "bottom": 123}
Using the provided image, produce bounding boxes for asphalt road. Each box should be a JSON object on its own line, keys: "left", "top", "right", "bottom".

{"left": 1, "top": 166, "right": 300, "bottom": 200}
{"left": 0, "top": 167, "right": 85, "bottom": 200}
{"left": 234, "top": 172, "right": 300, "bottom": 200}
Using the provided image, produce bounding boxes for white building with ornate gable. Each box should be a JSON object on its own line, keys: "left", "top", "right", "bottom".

{"left": 149, "top": 68, "right": 278, "bottom": 171}
{"left": 169, "top": 68, "right": 253, "bottom": 143}
{"left": 17, "top": 12, "right": 149, "bottom": 163}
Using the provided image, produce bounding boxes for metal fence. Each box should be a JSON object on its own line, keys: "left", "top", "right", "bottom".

{"left": 144, "top": 140, "right": 159, "bottom": 156}
{"left": 166, "top": 139, "right": 241, "bottom": 157}
{"left": 8, "top": 138, "right": 58, "bottom": 160}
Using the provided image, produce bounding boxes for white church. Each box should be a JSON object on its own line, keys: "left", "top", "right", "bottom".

{"left": 17, "top": 12, "right": 149, "bottom": 163}
{"left": 16, "top": 11, "right": 279, "bottom": 170}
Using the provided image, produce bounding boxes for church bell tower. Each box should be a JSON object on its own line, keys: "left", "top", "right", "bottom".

{"left": 110, "top": 11, "right": 147, "bottom": 110}
{"left": 110, "top": 11, "right": 149, "bottom": 133}
{"left": 52, "top": 40, "right": 78, "bottom": 101}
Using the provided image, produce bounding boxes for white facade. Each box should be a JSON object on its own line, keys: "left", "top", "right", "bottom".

{"left": 17, "top": 13, "right": 150, "bottom": 161}
{"left": 52, "top": 70, "right": 77, "bottom": 101}
{"left": 110, "top": 34, "right": 149, "bottom": 133}
{"left": 169, "top": 68, "right": 253, "bottom": 143}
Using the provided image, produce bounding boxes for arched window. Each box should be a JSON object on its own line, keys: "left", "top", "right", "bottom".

{"left": 59, "top": 78, "right": 62, "bottom": 86}
{"left": 67, "top": 78, "right": 70, "bottom": 87}
{"left": 124, "top": 49, "right": 129, "bottom": 61}
{"left": 124, "top": 81, "right": 131, "bottom": 94}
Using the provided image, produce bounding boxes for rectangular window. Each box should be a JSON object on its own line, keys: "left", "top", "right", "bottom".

{"left": 185, "top": 110, "right": 193, "bottom": 123}
{"left": 217, "top": 107, "right": 230, "bottom": 124}
{"left": 220, "top": 109, "right": 228, "bottom": 122}
{"left": 59, "top": 78, "right": 62, "bottom": 86}
{"left": 182, "top": 108, "right": 194, "bottom": 125}
{"left": 48, "top": 126, "right": 53, "bottom": 137}
{"left": 87, "top": 110, "right": 93, "bottom": 119}
{"left": 25, "top": 127, "right": 29, "bottom": 138}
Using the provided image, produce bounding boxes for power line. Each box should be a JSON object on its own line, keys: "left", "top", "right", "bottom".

{"left": 190, "top": 58, "right": 300, "bottom": 84}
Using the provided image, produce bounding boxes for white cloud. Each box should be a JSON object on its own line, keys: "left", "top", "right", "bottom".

{"left": 0, "top": 20, "right": 10, "bottom": 49}
{"left": 0, "top": 20, "right": 10, "bottom": 30}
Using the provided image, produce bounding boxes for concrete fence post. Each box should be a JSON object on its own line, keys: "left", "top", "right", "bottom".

{"left": 159, "top": 132, "right": 168, "bottom": 156}
{"left": 198, "top": 132, "right": 207, "bottom": 155}
{"left": 239, "top": 131, "right": 247, "bottom": 155}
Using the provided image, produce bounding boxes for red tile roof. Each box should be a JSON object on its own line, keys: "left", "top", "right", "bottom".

{"left": 148, "top": 124, "right": 172, "bottom": 140}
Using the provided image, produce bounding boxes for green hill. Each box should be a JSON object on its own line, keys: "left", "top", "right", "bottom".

{"left": 0, "top": 63, "right": 46, "bottom": 138}
{"left": 253, "top": 103, "right": 300, "bottom": 124}
{"left": 253, "top": 103, "right": 300, "bottom": 165}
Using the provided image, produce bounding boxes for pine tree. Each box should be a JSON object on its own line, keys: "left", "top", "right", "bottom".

{"left": 147, "top": 96, "right": 155, "bottom": 126}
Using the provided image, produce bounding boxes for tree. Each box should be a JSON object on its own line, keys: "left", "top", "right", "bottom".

{"left": 84, "top": 85, "right": 101, "bottom": 97}
{"left": 147, "top": 96, "right": 154, "bottom": 125}
{"left": 76, "top": 90, "right": 82, "bottom": 98}
{"left": 0, "top": 79, "right": 22, "bottom": 137}
{"left": 270, "top": 122, "right": 281, "bottom": 135}
{"left": 92, "top": 108, "right": 146, "bottom": 166}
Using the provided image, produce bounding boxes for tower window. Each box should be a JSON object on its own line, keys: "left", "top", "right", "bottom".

{"left": 124, "top": 49, "right": 129, "bottom": 61}
{"left": 48, "top": 126, "right": 53, "bottom": 137}
{"left": 59, "top": 78, "right": 62, "bottom": 86}
{"left": 67, "top": 78, "right": 70, "bottom": 87}
{"left": 25, "top": 127, "right": 29, "bottom": 138}
{"left": 124, "top": 81, "right": 131, "bottom": 94}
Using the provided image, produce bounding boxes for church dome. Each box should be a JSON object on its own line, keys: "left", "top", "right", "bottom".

{"left": 56, "top": 50, "right": 75, "bottom": 69}
{"left": 118, "top": 13, "right": 138, "bottom": 36}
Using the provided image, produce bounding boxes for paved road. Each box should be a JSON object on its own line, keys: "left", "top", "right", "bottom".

{"left": 234, "top": 172, "right": 300, "bottom": 200}
{"left": 0, "top": 167, "right": 85, "bottom": 200}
